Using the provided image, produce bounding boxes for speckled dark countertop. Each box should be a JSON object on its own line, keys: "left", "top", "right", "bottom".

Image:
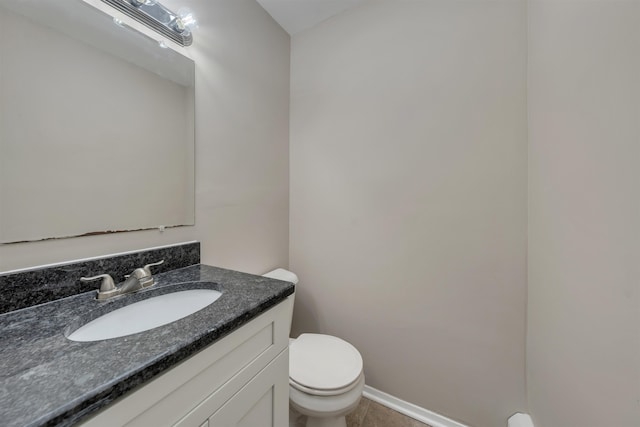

{"left": 0, "top": 264, "right": 294, "bottom": 427}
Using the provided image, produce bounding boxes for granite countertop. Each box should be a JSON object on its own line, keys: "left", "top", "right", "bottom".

{"left": 0, "top": 264, "right": 295, "bottom": 427}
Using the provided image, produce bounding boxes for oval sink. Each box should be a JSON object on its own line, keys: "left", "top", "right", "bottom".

{"left": 67, "top": 289, "right": 222, "bottom": 342}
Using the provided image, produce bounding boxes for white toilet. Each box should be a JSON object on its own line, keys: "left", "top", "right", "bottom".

{"left": 263, "top": 269, "right": 365, "bottom": 427}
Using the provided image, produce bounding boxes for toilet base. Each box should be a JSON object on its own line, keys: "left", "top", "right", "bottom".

{"left": 306, "top": 415, "right": 347, "bottom": 427}
{"left": 289, "top": 372, "right": 364, "bottom": 427}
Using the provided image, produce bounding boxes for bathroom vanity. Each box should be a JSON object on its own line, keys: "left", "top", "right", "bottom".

{"left": 82, "top": 295, "right": 292, "bottom": 427}
{"left": 0, "top": 244, "right": 294, "bottom": 426}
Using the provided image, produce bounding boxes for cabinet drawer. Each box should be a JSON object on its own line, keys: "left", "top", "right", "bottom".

{"left": 177, "top": 349, "right": 289, "bottom": 427}
{"left": 81, "top": 298, "right": 291, "bottom": 427}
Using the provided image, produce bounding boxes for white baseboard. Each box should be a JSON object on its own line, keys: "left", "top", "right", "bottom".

{"left": 508, "top": 413, "right": 535, "bottom": 427}
{"left": 363, "top": 385, "right": 469, "bottom": 427}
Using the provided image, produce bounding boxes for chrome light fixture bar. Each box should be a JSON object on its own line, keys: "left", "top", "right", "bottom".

{"left": 100, "top": 0, "right": 195, "bottom": 46}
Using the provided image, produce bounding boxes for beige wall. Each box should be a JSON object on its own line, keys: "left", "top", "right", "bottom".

{"left": 0, "top": 0, "right": 290, "bottom": 274}
{"left": 289, "top": 1, "right": 528, "bottom": 426}
{"left": 527, "top": 1, "right": 640, "bottom": 426}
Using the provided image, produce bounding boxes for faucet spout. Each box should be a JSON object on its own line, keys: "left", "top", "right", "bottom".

{"left": 119, "top": 275, "right": 144, "bottom": 294}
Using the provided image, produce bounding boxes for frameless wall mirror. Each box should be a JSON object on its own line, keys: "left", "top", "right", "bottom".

{"left": 0, "top": 0, "right": 195, "bottom": 244}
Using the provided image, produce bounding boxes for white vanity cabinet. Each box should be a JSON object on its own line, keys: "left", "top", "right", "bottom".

{"left": 81, "top": 298, "right": 292, "bottom": 427}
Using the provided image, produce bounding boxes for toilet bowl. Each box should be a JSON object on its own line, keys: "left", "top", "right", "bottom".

{"left": 289, "top": 333, "right": 365, "bottom": 427}
{"left": 263, "top": 269, "right": 364, "bottom": 427}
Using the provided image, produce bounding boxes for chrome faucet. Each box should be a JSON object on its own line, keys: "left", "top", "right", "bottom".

{"left": 80, "top": 260, "right": 164, "bottom": 300}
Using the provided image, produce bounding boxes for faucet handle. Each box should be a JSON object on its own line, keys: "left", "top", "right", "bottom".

{"left": 124, "top": 260, "right": 164, "bottom": 279}
{"left": 142, "top": 259, "right": 164, "bottom": 276}
{"left": 80, "top": 274, "right": 116, "bottom": 293}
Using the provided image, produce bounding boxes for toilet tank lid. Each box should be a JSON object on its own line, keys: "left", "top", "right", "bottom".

{"left": 262, "top": 268, "right": 299, "bottom": 285}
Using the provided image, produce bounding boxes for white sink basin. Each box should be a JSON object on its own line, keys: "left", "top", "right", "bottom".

{"left": 67, "top": 289, "right": 222, "bottom": 342}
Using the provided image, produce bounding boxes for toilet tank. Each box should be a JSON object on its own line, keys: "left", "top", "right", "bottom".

{"left": 262, "top": 268, "right": 298, "bottom": 336}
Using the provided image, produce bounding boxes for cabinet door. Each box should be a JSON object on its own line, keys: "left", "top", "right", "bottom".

{"left": 82, "top": 299, "right": 292, "bottom": 427}
{"left": 207, "top": 350, "right": 289, "bottom": 427}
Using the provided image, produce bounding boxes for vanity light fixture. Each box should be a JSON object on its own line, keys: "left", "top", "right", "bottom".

{"left": 101, "top": 0, "right": 196, "bottom": 46}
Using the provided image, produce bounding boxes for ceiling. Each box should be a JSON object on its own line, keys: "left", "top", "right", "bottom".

{"left": 255, "top": 0, "right": 367, "bottom": 35}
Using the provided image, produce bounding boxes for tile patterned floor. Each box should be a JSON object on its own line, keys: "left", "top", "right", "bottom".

{"left": 292, "top": 397, "right": 433, "bottom": 427}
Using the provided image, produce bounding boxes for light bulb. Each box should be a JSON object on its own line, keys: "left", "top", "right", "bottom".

{"left": 173, "top": 8, "right": 197, "bottom": 34}
{"left": 130, "top": 0, "right": 157, "bottom": 6}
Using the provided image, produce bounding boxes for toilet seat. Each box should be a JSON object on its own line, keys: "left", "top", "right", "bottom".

{"left": 289, "top": 370, "right": 365, "bottom": 420}
{"left": 290, "top": 371, "right": 364, "bottom": 396}
{"left": 289, "top": 334, "right": 363, "bottom": 397}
